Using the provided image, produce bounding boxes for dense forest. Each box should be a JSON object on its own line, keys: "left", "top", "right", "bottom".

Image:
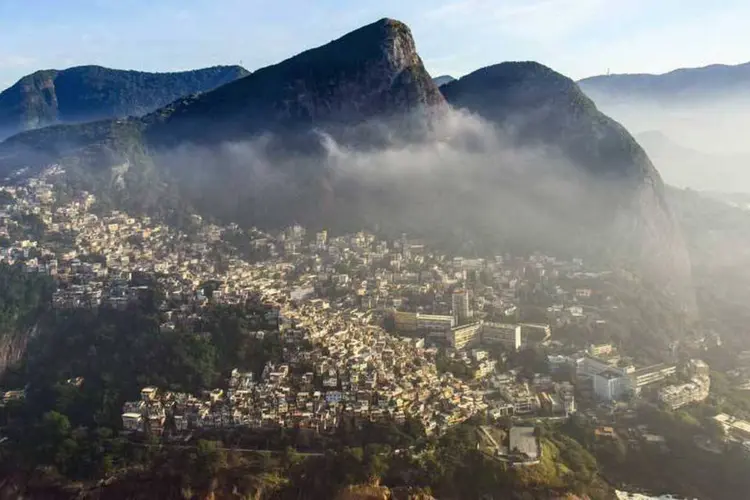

{"left": 0, "top": 416, "right": 616, "bottom": 499}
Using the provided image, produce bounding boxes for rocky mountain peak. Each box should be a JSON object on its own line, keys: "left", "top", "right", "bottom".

{"left": 361, "top": 18, "right": 419, "bottom": 68}
{"left": 147, "top": 18, "right": 444, "bottom": 145}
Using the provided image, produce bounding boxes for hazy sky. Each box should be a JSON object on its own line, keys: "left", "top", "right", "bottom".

{"left": 1, "top": 0, "right": 749, "bottom": 90}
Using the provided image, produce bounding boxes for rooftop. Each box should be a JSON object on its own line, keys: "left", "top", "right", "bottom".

{"left": 509, "top": 426, "right": 538, "bottom": 459}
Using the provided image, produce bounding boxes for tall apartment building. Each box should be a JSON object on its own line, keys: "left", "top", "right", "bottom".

{"left": 452, "top": 289, "right": 471, "bottom": 325}
{"left": 400, "top": 233, "right": 410, "bottom": 258}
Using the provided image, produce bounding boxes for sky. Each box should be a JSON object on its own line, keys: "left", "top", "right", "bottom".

{"left": 1, "top": 0, "right": 750, "bottom": 91}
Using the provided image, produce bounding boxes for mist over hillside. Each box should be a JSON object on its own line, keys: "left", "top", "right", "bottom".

{"left": 636, "top": 131, "right": 750, "bottom": 192}
{"left": 579, "top": 63, "right": 750, "bottom": 192}
{"left": 151, "top": 108, "right": 623, "bottom": 253}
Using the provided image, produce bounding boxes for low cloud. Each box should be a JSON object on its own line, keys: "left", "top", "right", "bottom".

{"left": 151, "top": 107, "right": 622, "bottom": 259}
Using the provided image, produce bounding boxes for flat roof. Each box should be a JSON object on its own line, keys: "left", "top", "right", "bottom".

{"left": 509, "top": 426, "right": 538, "bottom": 458}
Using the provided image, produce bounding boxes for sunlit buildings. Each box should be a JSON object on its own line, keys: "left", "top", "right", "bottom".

{"left": 448, "top": 322, "right": 483, "bottom": 350}
{"left": 446, "top": 321, "right": 522, "bottom": 351}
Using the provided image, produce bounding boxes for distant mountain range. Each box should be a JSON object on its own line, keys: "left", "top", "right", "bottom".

{"left": 579, "top": 61, "right": 750, "bottom": 193}
{"left": 0, "top": 18, "right": 692, "bottom": 299}
{"left": 578, "top": 61, "right": 750, "bottom": 104}
{"left": 0, "top": 65, "right": 249, "bottom": 139}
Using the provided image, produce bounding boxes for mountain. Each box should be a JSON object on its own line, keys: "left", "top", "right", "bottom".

{"left": 442, "top": 62, "right": 656, "bottom": 180}
{"left": 144, "top": 19, "right": 444, "bottom": 146}
{"left": 0, "top": 65, "right": 250, "bottom": 139}
{"left": 433, "top": 75, "right": 456, "bottom": 87}
{"left": 578, "top": 61, "right": 750, "bottom": 104}
{"left": 0, "top": 21, "right": 692, "bottom": 301}
{"left": 441, "top": 62, "right": 692, "bottom": 295}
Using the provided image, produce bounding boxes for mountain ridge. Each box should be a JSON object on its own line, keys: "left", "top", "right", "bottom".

{"left": 0, "top": 64, "right": 250, "bottom": 140}
{"left": 578, "top": 60, "right": 750, "bottom": 192}
{"left": 578, "top": 60, "right": 750, "bottom": 103}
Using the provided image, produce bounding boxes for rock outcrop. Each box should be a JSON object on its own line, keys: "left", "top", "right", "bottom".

{"left": 0, "top": 325, "right": 36, "bottom": 375}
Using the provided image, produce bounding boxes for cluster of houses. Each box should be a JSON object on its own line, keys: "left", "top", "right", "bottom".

{"left": 0, "top": 166, "right": 719, "bottom": 444}
{"left": 122, "top": 314, "right": 488, "bottom": 436}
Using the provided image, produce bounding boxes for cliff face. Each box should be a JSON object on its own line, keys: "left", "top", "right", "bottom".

{"left": 0, "top": 70, "right": 59, "bottom": 138}
{"left": 0, "top": 325, "right": 36, "bottom": 375}
{"left": 0, "top": 65, "right": 249, "bottom": 139}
